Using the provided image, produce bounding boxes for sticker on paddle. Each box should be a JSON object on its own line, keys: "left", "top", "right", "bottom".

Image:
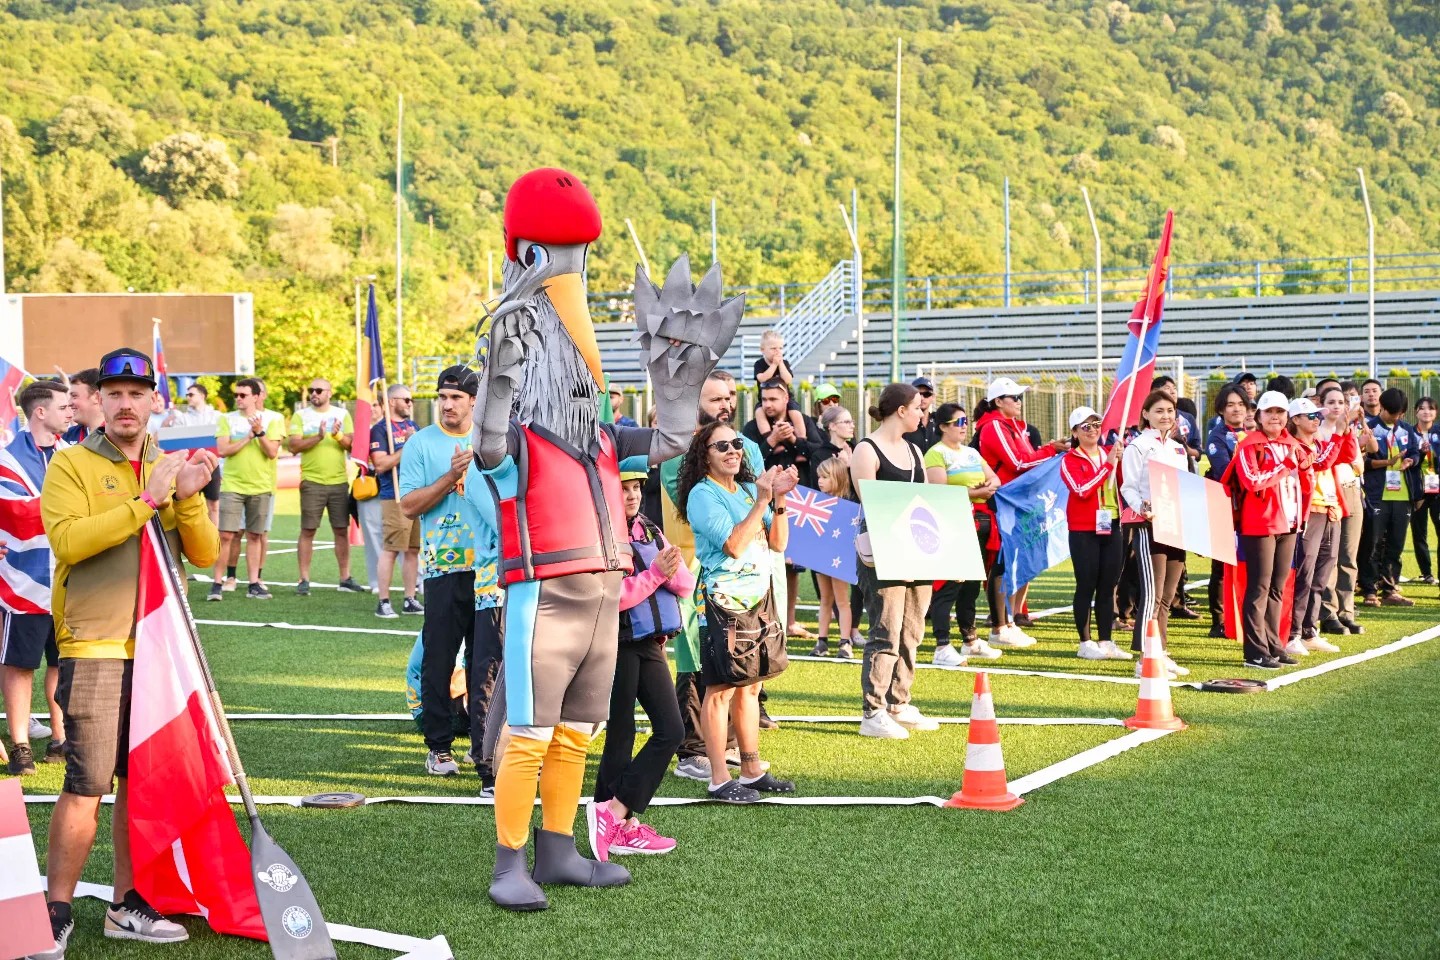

{"left": 1198, "top": 678, "right": 1269, "bottom": 694}
{"left": 300, "top": 792, "right": 367, "bottom": 810}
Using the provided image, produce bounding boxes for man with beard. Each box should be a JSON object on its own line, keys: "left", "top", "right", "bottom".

{"left": 35, "top": 347, "right": 217, "bottom": 959}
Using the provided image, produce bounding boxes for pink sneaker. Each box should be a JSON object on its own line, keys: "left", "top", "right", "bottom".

{"left": 610, "top": 821, "right": 677, "bottom": 856}
{"left": 586, "top": 801, "right": 626, "bottom": 863}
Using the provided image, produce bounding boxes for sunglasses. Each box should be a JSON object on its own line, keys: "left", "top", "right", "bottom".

{"left": 707, "top": 439, "right": 745, "bottom": 453}
{"left": 394, "top": 397, "right": 413, "bottom": 404}
{"left": 944, "top": 417, "right": 968, "bottom": 427}
{"left": 819, "top": 396, "right": 841, "bottom": 405}
{"left": 1077, "top": 421, "right": 1102, "bottom": 431}
{"left": 998, "top": 394, "right": 1023, "bottom": 403}
{"left": 1298, "top": 412, "right": 1323, "bottom": 422}
{"left": 917, "top": 390, "right": 933, "bottom": 398}
{"left": 233, "top": 391, "right": 253, "bottom": 400}
{"left": 99, "top": 354, "right": 154, "bottom": 380}
{"left": 308, "top": 387, "right": 327, "bottom": 394}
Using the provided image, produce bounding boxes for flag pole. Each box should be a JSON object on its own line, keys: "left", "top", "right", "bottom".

{"left": 840, "top": 193, "right": 865, "bottom": 438}
{"left": 1357, "top": 167, "right": 1375, "bottom": 378}
{"left": 395, "top": 94, "right": 405, "bottom": 385}
{"left": 1082, "top": 187, "right": 1103, "bottom": 410}
{"left": 710, "top": 197, "right": 718, "bottom": 266}
{"left": 1118, "top": 213, "right": 1169, "bottom": 439}
{"left": 379, "top": 377, "right": 399, "bottom": 495}
{"left": 0, "top": 159, "right": 7, "bottom": 295}
{"left": 889, "top": 37, "right": 903, "bottom": 384}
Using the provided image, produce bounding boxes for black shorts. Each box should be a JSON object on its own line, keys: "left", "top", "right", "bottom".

{"left": 0, "top": 611, "right": 58, "bottom": 670}
{"left": 55, "top": 658, "right": 133, "bottom": 796}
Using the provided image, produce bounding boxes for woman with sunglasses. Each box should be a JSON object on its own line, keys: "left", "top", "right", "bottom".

{"left": 852, "top": 383, "right": 940, "bottom": 739}
{"left": 975, "top": 377, "right": 1063, "bottom": 642}
{"left": 923, "top": 402, "right": 1003, "bottom": 665}
{"left": 676, "top": 421, "right": 798, "bottom": 802}
{"left": 1060, "top": 406, "right": 1131, "bottom": 661}
{"left": 815, "top": 403, "right": 857, "bottom": 469}
{"left": 1232, "top": 391, "right": 1308, "bottom": 670}
{"left": 1119, "top": 389, "right": 1192, "bottom": 677}
{"left": 1286, "top": 396, "right": 1343, "bottom": 655}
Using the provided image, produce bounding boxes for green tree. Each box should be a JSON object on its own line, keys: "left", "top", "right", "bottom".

{"left": 140, "top": 133, "right": 240, "bottom": 204}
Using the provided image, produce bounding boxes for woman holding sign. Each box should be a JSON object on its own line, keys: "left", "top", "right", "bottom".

{"left": 852, "top": 384, "right": 940, "bottom": 740}
{"left": 1119, "top": 390, "right": 1192, "bottom": 677}
{"left": 677, "top": 422, "right": 798, "bottom": 802}
{"left": 1060, "top": 406, "right": 1131, "bottom": 662}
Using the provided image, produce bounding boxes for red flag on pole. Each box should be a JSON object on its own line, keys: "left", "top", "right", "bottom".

{"left": 129, "top": 524, "right": 266, "bottom": 940}
{"left": 1100, "top": 210, "right": 1174, "bottom": 438}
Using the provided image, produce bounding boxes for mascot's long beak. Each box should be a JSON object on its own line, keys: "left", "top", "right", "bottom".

{"left": 543, "top": 272, "right": 605, "bottom": 391}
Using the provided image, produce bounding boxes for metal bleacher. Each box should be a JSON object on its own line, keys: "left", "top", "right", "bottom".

{"left": 803, "top": 288, "right": 1440, "bottom": 381}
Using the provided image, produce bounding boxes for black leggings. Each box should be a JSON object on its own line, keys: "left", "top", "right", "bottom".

{"left": 595, "top": 639, "right": 684, "bottom": 815}
{"left": 1239, "top": 533, "right": 1298, "bottom": 661}
{"left": 1410, "top": 494, "right": 1440, "bottom": 579}
{"left": 1069, "top": 529, "right": 1124, "bottom": 645}
{"left": 1128, "top": 524, "right": 1185, "bottom": 651}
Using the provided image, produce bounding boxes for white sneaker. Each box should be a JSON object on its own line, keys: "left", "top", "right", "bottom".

{"left": 1304, "top": 636, "right": 1341, "bottom": 653}
{"left": 104, "top": 896, "right": 189, "bottom": 943}
{"left": 28, "top": 717, "right": 52, "bottom": 740}
{"left": 1164, "top": 657, "right": 1190, "bottom": 677}
{"left": 991, "top": 625, "right": 1037, "bottom": 648}
{"left": 961, "top": 638, "right": 1003, "bottom": 660}
{"left": 221, "top": 576, "right": 237, "bottom": 592}
{"left": 1077, "top": 640, "right": 1106, "bottom": 661}
{"left": 890, "top": 704, "right": 940, "bottom": 731}
{"left": 859, "top": 710, "right": 909, "bottom": 739}
{"left": 932, "top": 644, "right": 967, "bottom": 668}
{"left": 1099, "top": 640, "right": 1133, "bottom": 661}
{"left": 1283, "top": 638, "right": 1310, "bottom": 658}
{"left": 1136, "top": 661, "right": 1182, "bottom": 680}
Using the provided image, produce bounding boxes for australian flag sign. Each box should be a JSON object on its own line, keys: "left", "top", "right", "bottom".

{"left": 784, "top": 484, "right": 861, "bottom": 585}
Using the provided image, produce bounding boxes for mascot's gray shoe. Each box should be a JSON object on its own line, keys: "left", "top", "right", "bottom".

{"left": 489, "top": 844, "right": 549, "bottom": 911}
{"left": 530, "top": 828, "right": 631, "bottom": 888}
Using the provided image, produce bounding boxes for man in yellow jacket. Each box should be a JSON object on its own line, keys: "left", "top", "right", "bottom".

{"left": 33, "top": 347, "right": 218, "bottom": 960}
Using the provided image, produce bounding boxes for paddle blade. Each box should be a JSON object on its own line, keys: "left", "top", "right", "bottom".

{"left": 249, "top": 818, "right": 338, "bottom": 960}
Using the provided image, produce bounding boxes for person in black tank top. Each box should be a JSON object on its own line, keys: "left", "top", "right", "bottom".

{"left": 850, "top": 384, "right": 941, "bottom": 740}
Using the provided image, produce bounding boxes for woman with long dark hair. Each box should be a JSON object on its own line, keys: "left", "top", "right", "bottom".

{"left": 853, "top": 383, "right": 941, "bottom": 739}
{"left": 1119, "top": 389, "right": 1192, "bottom": 677}
{"left": 677, "top": 421, "right": 797, "bottom": 802}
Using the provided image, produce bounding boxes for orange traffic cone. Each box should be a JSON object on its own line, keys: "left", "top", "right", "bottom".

{"left": 1123, "top": 619, "right": 1188, "bottom": 731}
{"left": 945, "top": 672, "right": 1024, "bottom": 811}
{"left": 348, "top": 517, "right": 364, "bottom": 547}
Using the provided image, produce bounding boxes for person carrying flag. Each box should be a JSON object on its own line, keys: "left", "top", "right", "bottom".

{"left": 2, "top": 380, "right": 72, "bottom": 777}
{"left": 36, "top": 347, "right": 218, "bottom": 959}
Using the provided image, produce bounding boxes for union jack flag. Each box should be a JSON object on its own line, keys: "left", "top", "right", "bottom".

{"left": 785, "top": 487, "right": 838, "bottom": 536}
{"left": 0, "top": 432, "right": 61, "bottom": 614}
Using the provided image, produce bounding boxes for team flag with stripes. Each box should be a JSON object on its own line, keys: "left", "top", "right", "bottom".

{"left": 0, "top": 355, "right": 28, "bottom": 448}
{"left": 1100, "top": 209, "right": 1174, "bottom": 438}
{"left": 0, "top": 779, "right": 54, "bottom": 960}
{"left": 128, "top": 523, "right": 266, "bottom": 940}
{"left": 0, "top": 433, "right": 59, "bottom": 615}
{"left": 156, "top": 423, "right": 219, "bottom": 454}
{"left": 1147, "top": 461, "right": 1236, "bottom": 564}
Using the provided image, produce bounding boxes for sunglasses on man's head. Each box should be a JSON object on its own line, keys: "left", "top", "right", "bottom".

{"left": 99, "top": 354, "right": 154, "bottom": 380}
{"left": 707, "top": 439, "right": 745, "bottom": 453}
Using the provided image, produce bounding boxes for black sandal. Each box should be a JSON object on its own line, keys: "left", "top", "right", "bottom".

{"left": 741, "top": 772, "right": 796, "bottom": 794}
{"left": 707, "top": 779, "right": 761, "bottom": 804}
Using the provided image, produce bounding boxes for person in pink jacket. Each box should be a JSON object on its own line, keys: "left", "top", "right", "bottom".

{"left": 587, "top": 469, "right": 696, "bottom": 861}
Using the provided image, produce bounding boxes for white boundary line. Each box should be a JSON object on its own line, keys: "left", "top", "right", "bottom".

{"left": 1008, "top": 727, "right": 1174, "bottom": 795}
{"left": 1263, "top": 624, "right": 1440, "bottom": 690}
{"left": 195, "top": 618, "right": 416, "bottom": 636}
{"left": 54, "top": 880, "right": 452, "bottom": 960}
{"left": 215, "top": 712, "right": 1124, "bottom": 726}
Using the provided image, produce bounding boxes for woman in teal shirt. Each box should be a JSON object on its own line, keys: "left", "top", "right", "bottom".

{"left": 677, "top": 421, "right": 798, "bottom": 803}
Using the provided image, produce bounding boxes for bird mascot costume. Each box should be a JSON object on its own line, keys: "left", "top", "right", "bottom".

{"left": 474, "top": 167, "right": 741, "bottom": 910}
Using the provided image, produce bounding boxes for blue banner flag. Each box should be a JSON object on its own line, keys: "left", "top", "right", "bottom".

{"left": 783, "top": 485, "right": 861, "bottom": 585}
{"left": 993, "top": 456, "right": 1070, "bottom": 595}
{"left": 364, "top": 283, "right": 386, "bottom": 386}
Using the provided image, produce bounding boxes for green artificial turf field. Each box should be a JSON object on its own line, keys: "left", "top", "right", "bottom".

{"left": 13, "top": 490, "right": 1440, "bottom": 959}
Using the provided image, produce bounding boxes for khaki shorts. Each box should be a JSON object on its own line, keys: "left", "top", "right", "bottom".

{"left": 300, "top": 480, "right": 350, "bottom": 531}
{"left": 219, "top": 491, "right": 273, "bottom": 534}
{"left": 56, "top": 658, "right": 132, "bottom": 796}
{"left": 382, "top": 498, "right": 420, "bottom": 552}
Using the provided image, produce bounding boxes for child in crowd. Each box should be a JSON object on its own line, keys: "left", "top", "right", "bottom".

{"left": 811, "top": 457, "right": 856, "bottom": 659}
{"left": 588, "top": 471, "right": 694, "bottom": 860}
{"left": 753, "top": 329, "right": 808, "bottom": 439}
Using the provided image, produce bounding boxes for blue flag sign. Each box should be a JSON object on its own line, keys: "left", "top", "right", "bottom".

{"left": 783, "top": 485, "right": 861, "bottom": 585}
{"left": 993, "top": 456, "right": 1071, "bottom": 595}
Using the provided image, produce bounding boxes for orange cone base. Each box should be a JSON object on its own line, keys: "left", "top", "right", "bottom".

{"left": 1123, "top": 714, "right": 1188, "bottom": 731}
{"left": 944, "top": 791, "right": 1025, "bottom": 811}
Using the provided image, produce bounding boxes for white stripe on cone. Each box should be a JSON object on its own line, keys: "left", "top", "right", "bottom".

{"left": 970, "top": 694, "right": 996, "bottom": 721}
{"left": 964, "top": 741, "right": 1006, "bottom": 772}
{"left": 1138, "top": 675, "right": 1172, "bottom": 701}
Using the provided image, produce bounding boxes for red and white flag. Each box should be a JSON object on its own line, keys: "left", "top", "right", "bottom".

{"left": 0, "top": 779, "right": 54, "bottom": 960}
{"left": 129, "top": 524, "right": 265, "bottom": 940}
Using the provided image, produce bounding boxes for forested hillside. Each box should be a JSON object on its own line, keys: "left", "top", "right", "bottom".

{"left": 1, "top": 0, "right": 1436, "bottom": 398}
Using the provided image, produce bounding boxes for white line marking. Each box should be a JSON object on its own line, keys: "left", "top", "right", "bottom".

{"left": 1008, "top": 727, "right": 1175, "bottom": 795}
{"left": 195, "top": 619, "right": 416, "bottom": 637}
{"left": 1263, "top": 624, "right": 1440, "bottom": 691}
{"left": 217, "top": 711, "right": 1125, "bottom": 726}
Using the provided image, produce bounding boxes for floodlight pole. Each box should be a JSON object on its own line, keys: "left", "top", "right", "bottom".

{"left": 1003, "top": 176, "right": 1012, "bottom": 309}
{"left": 1357, "top": 167, "right": 1375, "bottom": 378}
{"left": 1082, "top": 186, "right": 1102, "bottom": 409}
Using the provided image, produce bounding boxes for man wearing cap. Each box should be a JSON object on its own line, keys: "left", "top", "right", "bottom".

{"left": 608, "top": 386, "right": 638, "bottom": 428}
{"left": 289, "top": 378, "right": 363, "bottom": 596}
{"left": 36, "top": 348, "right": 218, "bottom": 958}
{"left": 399, "top": 366, "right": 481, "bottom": 777}
{"left": 903, "top": 377, "right": 941, "bottom": 452}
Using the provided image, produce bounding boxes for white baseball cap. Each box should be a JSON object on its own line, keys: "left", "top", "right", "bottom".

{"left": 986, "top": 377, "right": 1030, "bottom": 402}
{"left": 1256, "top": 390, "right": 1290, "bottom": 411}
{"left": 1287, "top": 397, "right": 1319, "bottom": 417}
{"left": 1068, "top": 406, "right": 1102, "bottom": 429}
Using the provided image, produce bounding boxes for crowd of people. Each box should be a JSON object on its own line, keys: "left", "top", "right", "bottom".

{"left": 6, "top": 330, "right": 1438, "bottom": 952}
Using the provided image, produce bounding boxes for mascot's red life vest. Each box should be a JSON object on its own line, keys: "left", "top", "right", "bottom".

{"left": 495, "top": 423, "right": 633, "bottom": 584}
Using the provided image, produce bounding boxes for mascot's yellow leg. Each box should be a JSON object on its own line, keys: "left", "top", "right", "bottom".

{"left": 538, "top": 724, "right": 592, "bottom": 835}
{"left": 494, "top": 733, "right": 549, "bottom": 849}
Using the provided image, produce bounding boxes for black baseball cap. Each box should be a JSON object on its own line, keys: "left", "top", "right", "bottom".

{"left": 97, "top": 348, "right": 157, "bottom": 387}
{"left": 1235, "top": 372, "right": 1258, "bottom": 384}
{"left": 436, "top": 365, "right": 479, "bottom": 397}
{"left": 911, "top": 376, "right": 935, "bottom": 394}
